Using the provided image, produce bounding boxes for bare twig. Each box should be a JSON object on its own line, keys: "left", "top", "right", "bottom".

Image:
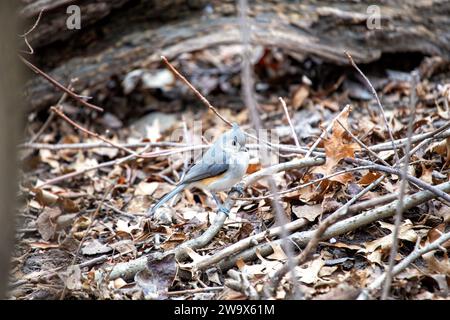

{"left": 348, "top": 158, "right": 450, "bottom": 205}
{"left": 238, "top": 0, "right": 301, "bottom": 299}
{"left": 345, "top": 51, "right": 399, "bottom": 163}
{"left": 335, "top": 119, "right": 389, "bottom": 166}
{"left": 381, "top": 71, "right": 419, "bottom": 300}
{"left": 28, "top": 82, "right": 73, "bottom": 144}
{"left": 20, "top": 56, "right": 104, "bottom": 112}
{"left": 369, "top": 123, "right": 450, "bottom": 153}
{"left": 305, "top": 104, "right": 351, "bottom": 158}
{"left": 97, "top": 157, "right": 322, "bottom": 280}
{"left": 217, "top": 180, "right": 450, "bottom": 272}
{"left": 160, "top": 56, "right": 291, "bottom": 153}
{"left": 50, "top": 107, "right": 136, "bottom": 155}
{"left": 279, "top": 97, "right": 301, "bottom": 150}
{"left": 19, "top": 141, "right": 187, "bottom": 150}
{"left": 238, "top": 164, "right": 371, "bottom": 201}
{"left": 161, "top": 56, "right": 232, "bottom": 127}
{"left": 358, "top": 230, "right": 450, "bottom": 300}
{"left": 263, "top": 174, "right": 385, "bottom": 297}
{"left": 19, "top": 9, "right": 44, "bottom": 55}
{"left": 39, "top": 142, "right": 154, "bottom": 187}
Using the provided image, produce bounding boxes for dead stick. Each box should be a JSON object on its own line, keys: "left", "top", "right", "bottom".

{"left": 358, "top": 230, "right": 450, "bottom": 300}
{"left": 20, "top": 56, "right": 103, "bottom": 112}
{"left": 345, "top": 51, "right": 399, "bottom": 163}
{"left": 382, "top": 71, "right": 419, "bottom": 299}
{"left": 263, "top": 174, "right": 385, "bottom": 297}
{"left": 217, "top": 180, "right": 450, "bottom": 271}
{"left": 50, "top": 106, "right": 136, "bottom": 155}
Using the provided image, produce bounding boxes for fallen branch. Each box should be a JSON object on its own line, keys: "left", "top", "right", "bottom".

{"left": 216, "top": 180, "right": 450, "bottom": 271}
{"left": 192, "top": 183, "right": 402, "bottom": 272}
{"left": 382, "top": 71, "right": 419, "bottom": 300}
{"left": 20, "top": 56, "right": 103, "bottom": 112}
{"left": 97, "top": 157, "right": 324, "bottom": 280}
{"left": 263, "top": 174, "right": 385, "bottom": 298}
{"left": 357, "top": 230, "right": 450, "bottom": 300}
{"left": 39, "top": 142, "right": 154, "bottom": 187}
{"left": 345, "top": 51, "right": 399, "bottom": 163}
{"left": 348, "top": 158, "right": 450, "bottom": 205}
{"left": 50, "top": 107, "right": 137, "bottom": 156}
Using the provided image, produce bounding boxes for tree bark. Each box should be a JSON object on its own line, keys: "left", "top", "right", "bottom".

{"left": 22, "top": 0, "right": 450, "bottom": 111}
{"left": 0, "top": 1, "right": 24, "bottom": 298}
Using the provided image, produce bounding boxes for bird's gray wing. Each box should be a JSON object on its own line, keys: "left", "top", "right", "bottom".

{"left": 180, "top": 149, "right": 229, "bottom": 184}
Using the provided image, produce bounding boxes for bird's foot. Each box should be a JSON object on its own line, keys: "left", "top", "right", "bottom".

{"left": 230, "top": 183, "right": 245, "bottom": 196}
{"left": 218, "top": 205, "right": 230, "bottom": 216}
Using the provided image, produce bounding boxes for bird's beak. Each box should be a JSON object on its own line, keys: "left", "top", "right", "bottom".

{"left": 240, "top": 146, "right": 249, "bottom": 152}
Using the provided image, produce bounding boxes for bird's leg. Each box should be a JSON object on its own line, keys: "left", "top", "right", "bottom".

{"left": 230, "top": 182, "right": 245, "bottom": 196}
{"left": 212, "top": 192, "right": 230, "bottom": 216}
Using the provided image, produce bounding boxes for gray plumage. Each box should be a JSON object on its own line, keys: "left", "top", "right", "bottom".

{"left": 148, "top": 123, "right": 249, "bottom": 216}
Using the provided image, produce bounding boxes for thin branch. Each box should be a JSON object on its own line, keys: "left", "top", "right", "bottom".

{"left": 358, "top": 230, "right": 450, "bottom": 300}
{"left": 381, "top": 71, "right": 419, "bottom": 300}
{"left": 38, "top": 142, "right": 154, "bottom": 187}
{"left": 20, "top": 56, "right": 103, "bottom": 112}
{"left": 238, "top": 0, "right": 301, "bottom": 299}
{"left": 50, "top": 107, "right": 136, "bottom": 155}
{"left": 279, "top": 97, "right": 301, "bottom": 150}
{"left": 217, "top": 180, "right": 450, "bottom": 272}
{"left": 161, "top": 56, "right": 232, "bottom": 127}
{"left": 305, "top": 104, "right": 351, "bottom": 158}
{"left": 28, "top": 82, "right": 74, "bottom": 144}
{"left": 19, "top": 9, "right": 44, "bottom": 55}
{"left": 335, "top": 119, "right": 389, "bottom": 166}
{"left": 160, "top": 56, "right": 291, "bottom": 153}
{"left": 237, "top": 164, "right": 372, "bottom": 201}
{"left": 264, "top": 174, "right": 385, "bottom": 297}
{"left": 345, "top": 51, "right": 399, "bottom": 163}
{"left": 348, "top": 158, "right": 450, "bottom": 205}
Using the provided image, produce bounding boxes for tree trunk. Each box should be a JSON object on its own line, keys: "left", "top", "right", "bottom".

{"left": 23, "top": 0, "right": 450, "bottom": 111}
{"left": 0, "top": 1, "right": 24, "bottom": 298}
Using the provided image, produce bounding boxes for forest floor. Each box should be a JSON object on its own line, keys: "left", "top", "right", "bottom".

{"left": 10, "top": 46, "right": 450, "bottom": 300}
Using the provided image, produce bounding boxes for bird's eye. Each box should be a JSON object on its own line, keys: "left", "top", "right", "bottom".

{"left": 232, "top": 140, "right": 237, "bottom": 146}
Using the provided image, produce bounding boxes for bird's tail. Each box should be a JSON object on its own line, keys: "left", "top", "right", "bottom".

{"left": 147, "top": 183, "right": 187, "bottom": 216}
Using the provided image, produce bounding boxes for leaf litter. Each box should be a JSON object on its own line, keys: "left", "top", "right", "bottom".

{"left": 13, "top": 46, "right": 450, "bottom": 300}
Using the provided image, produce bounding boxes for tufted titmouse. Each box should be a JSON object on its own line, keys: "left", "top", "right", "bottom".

{"left": 148, "top": 123, "right": 249, "bottom": 216}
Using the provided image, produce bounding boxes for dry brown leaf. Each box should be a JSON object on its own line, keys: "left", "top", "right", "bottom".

{"left": 295, "top": 255, "right": 325, "bottom": 284}
{"left": 292, "top": 204, "right": 322, "bottom": 222}
{"left": 81, "top": 239, "right": 112, "bottom": 255}
{"left": 362, "top": 220, "right": 418, "bottom": 264}
{"left": 358, "top": 171, "right": 382, "bottom": 186}
{"left": 266, "top": 243, "right": 288, "bottom": 261}
{"left": 34, "top": 188, "right": 58, "bottom": 207}
{"left": 36, "top": 206, "right": 62, "bottom": 241}
{"left": 113, "top": 278, "right": 128, "bottom": 289}
{"left": 291, "top": 85, "right": 309, "bottom": 109}
{"left": 135, "top": 252, "right": 176, "bottom": 299}
{"left": 246, "top": 161, "right": 261, "bottom": 174}
{"left": 423, "top": 252, "right": 450, "bottom": 276}
{"left": 110, "top": 240, "right": 137, "bottom": 255}
{"left": 314, "top": 108, "right": 360, "bottom": 182}
{"left": 160, "top": 232, "right": 187, "bottom": 250}
{"left": 419, "top": 164, "right": 434, "bottom": 184}
{"left": 135, "top": 181, "right": 159, "bottom": 196}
